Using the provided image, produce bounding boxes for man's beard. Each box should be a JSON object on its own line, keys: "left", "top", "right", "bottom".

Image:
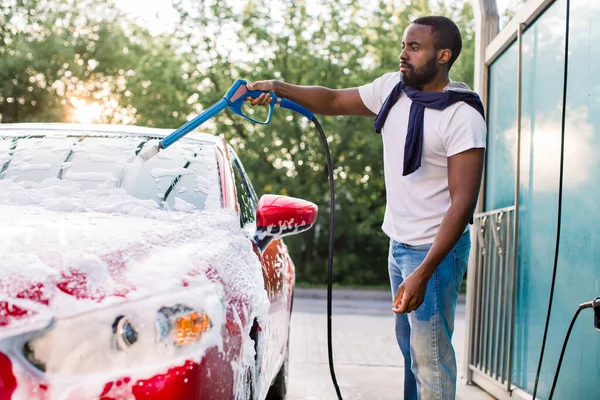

{"left": 400, "top": 56, "right": 438, "bottom": 89}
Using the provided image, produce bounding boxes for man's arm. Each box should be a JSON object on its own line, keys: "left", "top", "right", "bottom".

{"left": 393, "top": 147, "right": 484, "bottom": 313}
{"left": 246, "top": 80, "right": 375, "bottom": 117}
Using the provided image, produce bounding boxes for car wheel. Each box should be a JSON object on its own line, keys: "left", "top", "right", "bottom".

{"left": 266, "top": 337, "right": 289, "bottom": 399}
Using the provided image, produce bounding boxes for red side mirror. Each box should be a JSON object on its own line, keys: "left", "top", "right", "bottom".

{"left": 255, "top": 194, "right": 318, "bottom": 250}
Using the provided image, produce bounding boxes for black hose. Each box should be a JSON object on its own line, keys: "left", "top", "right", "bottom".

{"left": 547, "top": 305, "right": 584, "bottom": 400}
{"left": 310, "top": 116, "right": 343, "bottom": 400}
{"left": 531, "top": 0, "right": 570, "bottom": 397}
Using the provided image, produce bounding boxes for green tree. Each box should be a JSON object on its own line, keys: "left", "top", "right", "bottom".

{"left": 0, "top": 0, "right": 195, "bottom": 128}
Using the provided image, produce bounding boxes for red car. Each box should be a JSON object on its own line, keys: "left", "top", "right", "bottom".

{"left": 0, "top": 123, "right": 318, "bottom": 400}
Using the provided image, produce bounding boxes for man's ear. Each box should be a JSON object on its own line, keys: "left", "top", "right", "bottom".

{"left": 438, "top": 49, "right": 452, "bottom": 65}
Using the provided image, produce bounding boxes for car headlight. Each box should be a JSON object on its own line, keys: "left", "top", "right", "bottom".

{"left": 14, "top": 286, "right": 224, "bottom": 376}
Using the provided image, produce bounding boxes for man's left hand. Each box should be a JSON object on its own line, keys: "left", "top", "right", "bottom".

{"left": 392, "top": 271, "right": 429, "bottom": 314}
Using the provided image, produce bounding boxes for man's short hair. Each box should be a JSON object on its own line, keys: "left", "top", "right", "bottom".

{"left": 412, "top": 16, "right": 462, "bottom": 69}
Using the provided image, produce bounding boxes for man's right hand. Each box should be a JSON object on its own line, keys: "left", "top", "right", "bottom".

{"left": 246, "top": 80, "right": 277, "bottom": 106}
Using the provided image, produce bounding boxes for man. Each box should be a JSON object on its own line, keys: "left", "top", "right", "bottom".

{"left": 246, "top": 16, "right": 486, "bottom": 400}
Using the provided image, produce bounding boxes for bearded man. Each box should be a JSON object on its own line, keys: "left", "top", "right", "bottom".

{"left": 246, "top": 15, "right": 486, "bottom": 400}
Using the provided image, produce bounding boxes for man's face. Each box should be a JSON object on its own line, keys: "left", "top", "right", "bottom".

{"left": 398, "top": 24, "right": 439, "bottom": 88}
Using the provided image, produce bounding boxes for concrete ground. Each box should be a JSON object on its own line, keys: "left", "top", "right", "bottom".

{"left": 285, "top": 288, "right": 494, "bottom": 400}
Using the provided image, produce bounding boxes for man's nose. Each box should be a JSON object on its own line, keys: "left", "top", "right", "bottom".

{"left": 399, "top": 49, "right": 408, "bottom": 62}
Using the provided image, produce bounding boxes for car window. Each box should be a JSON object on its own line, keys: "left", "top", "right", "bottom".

{"left": 0, "top": 131, "right": 221, "bottom": 212}
{"left": 229, "top": 147, "right": 259, "bottom": 228}
{"left": 123, "top": 138, "right": 220, "bottom": 212}
{"left": 1, "top": 136, "right": 79, "bottom": 183}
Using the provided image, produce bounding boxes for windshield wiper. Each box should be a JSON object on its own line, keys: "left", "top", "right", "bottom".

{"left": 161, "top": 153, "right": 197, "bottom": 206}
{"left": 0, "top": 137, "right": 19, "bottom": 179}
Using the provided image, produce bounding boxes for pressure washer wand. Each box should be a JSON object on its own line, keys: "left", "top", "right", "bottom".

{"left": 140, "top": 99, "right": 228, "bottom": 160}
{"left": 139, "top": 79, "right": 314, "bottom": 161}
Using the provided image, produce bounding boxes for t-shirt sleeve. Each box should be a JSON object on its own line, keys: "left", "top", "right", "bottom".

{"left": 358, "top": 72, "right": 399, "bottom": 115}
{"left": 444, "top": 103, "right": 487, "bottom": 157}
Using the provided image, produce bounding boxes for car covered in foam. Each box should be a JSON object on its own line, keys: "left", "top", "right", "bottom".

{"left": 0, "top": 123, "right": 317, "bottom": 400}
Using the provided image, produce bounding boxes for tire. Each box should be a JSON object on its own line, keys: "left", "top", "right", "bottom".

{"left": 266, "top": 337, "right": 289, "bottom": 399}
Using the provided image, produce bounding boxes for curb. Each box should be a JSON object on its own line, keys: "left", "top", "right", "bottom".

{"left": 294, "top": 287, "right": 391, "bottom": 301}
{"left": 294, "top": 287, "right": 466, "bottom": 304}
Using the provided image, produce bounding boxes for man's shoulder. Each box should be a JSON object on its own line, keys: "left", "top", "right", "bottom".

{"left": 380, "top": 71, "right": 401, "bottom": 81}
{"left": 440, "top": 82, "right": 485, "bottom": 121}
{"left": 360, "top": 71, "right": 402, "bottom": 108}
{"left": 436, "top": 102, "right": 485, "bottom": 128}
{"left": 436, "top": 102, "right": 487, "bottom": 143}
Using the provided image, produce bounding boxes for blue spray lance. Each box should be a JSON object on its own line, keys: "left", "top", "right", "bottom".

{"left": 139, "top": 79, "right": 314, "bottom": 160}
{"left": 139, "top": 78, "right": 344, "bottom": 400}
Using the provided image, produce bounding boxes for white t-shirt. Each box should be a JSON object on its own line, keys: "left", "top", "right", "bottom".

{"left": 358, "top": 72, "right": 487, "bottom": 245}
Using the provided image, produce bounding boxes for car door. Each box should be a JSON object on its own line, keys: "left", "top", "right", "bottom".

{"left": 228, "top": 148, "right": 294, "bottom": 386}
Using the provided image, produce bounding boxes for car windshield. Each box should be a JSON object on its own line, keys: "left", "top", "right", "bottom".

{"left": 0, "top": 127, "right": 221, "bottom": 212}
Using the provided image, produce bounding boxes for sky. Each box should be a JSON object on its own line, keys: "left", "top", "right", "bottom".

{"left": 116, "top": 0, "right": 179, "bottom": 34}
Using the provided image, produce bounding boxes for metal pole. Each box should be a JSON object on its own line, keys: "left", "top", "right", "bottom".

{"left": 465, "top": 0, "right": 499, "bottom": 383}
{"left": 507, "top": 21, "right": 525, "bottom": 392}
{"left": 489, "top": 216, "right": 501, "bottom": 377}
{"left": 483, "top": 219, "right": 493, "bottom": 373}
{"left": 501, "top": 210, "right": 513, "bottom": 383}
{"left": 493, "top": 213, "right": 505, "bottom": 380}
{"left": 471, "top": 218, "right": 486, "bottom": 372}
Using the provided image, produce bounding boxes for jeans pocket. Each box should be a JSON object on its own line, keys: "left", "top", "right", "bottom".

{"left": 403, "top": 242, "right": 433, "bottom": 252}
{"left": 452, "top": 242, "right": 471, "bottom": 292}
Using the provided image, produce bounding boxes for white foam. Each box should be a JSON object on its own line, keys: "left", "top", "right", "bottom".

{"left": 13, "top": 162, "right": 52, "bottom": 171}
{"left": 0, "top": 148, "right": 269, "bottom": 399}
{"left": 173, "top": 197, "right": 195, "bottom": 212}
{"left": 150, "top": 167, "right": 194, "bottom": 179}
{"left": 0, "top": 254, "right": 58, "bottom": 280}
{"left": 89, "top": 154, "right": 126, "bottom": 164}
{"left": 63, "top": 171, "right": 119, "bottom": 183}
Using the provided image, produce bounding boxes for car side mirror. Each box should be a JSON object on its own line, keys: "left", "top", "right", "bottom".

{"left": 254, "top": 194, "right": 318, "bottom": 251}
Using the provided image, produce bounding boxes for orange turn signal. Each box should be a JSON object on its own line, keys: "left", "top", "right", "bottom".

{"left": 174, "top": 312, "right": 212, "bottom": 346}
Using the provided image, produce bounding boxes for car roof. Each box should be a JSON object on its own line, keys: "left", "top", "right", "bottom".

{"left": 0, "top": 123, "right": 218, "bottom": 144}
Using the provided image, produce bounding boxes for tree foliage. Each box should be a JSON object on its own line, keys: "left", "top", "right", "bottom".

{"left": 0, "top": 0, "right": 195, "bottom": 127}
{"left": 0, "top": 0, "right": 477, "bottom": 286}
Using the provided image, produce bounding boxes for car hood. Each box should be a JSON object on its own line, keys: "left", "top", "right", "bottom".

{"left": 0, "top": 202, "right": 269, "bottom": 338}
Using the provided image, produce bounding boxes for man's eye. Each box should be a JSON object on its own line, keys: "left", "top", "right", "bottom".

{"left": 412, "top": 46, "right": 418, "bottom": 51}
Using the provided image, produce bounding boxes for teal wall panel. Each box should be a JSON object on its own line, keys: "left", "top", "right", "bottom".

{"left": 541, "top": 0, "right": 600, "bottom": 398}
{"left": 512, "top": 0, "right": 566, "bottom": 392}
{"left": 485, "top": 43, "right": 518, "bottom": 211}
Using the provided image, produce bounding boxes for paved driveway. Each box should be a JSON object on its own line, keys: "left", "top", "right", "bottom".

{"left": 285, "top": 289, "right": 493, "bottom": 400}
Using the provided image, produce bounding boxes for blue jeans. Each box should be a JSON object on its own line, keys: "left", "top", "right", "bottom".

{"left": 388, "top": 231, "right": 470, "bottom": 400}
